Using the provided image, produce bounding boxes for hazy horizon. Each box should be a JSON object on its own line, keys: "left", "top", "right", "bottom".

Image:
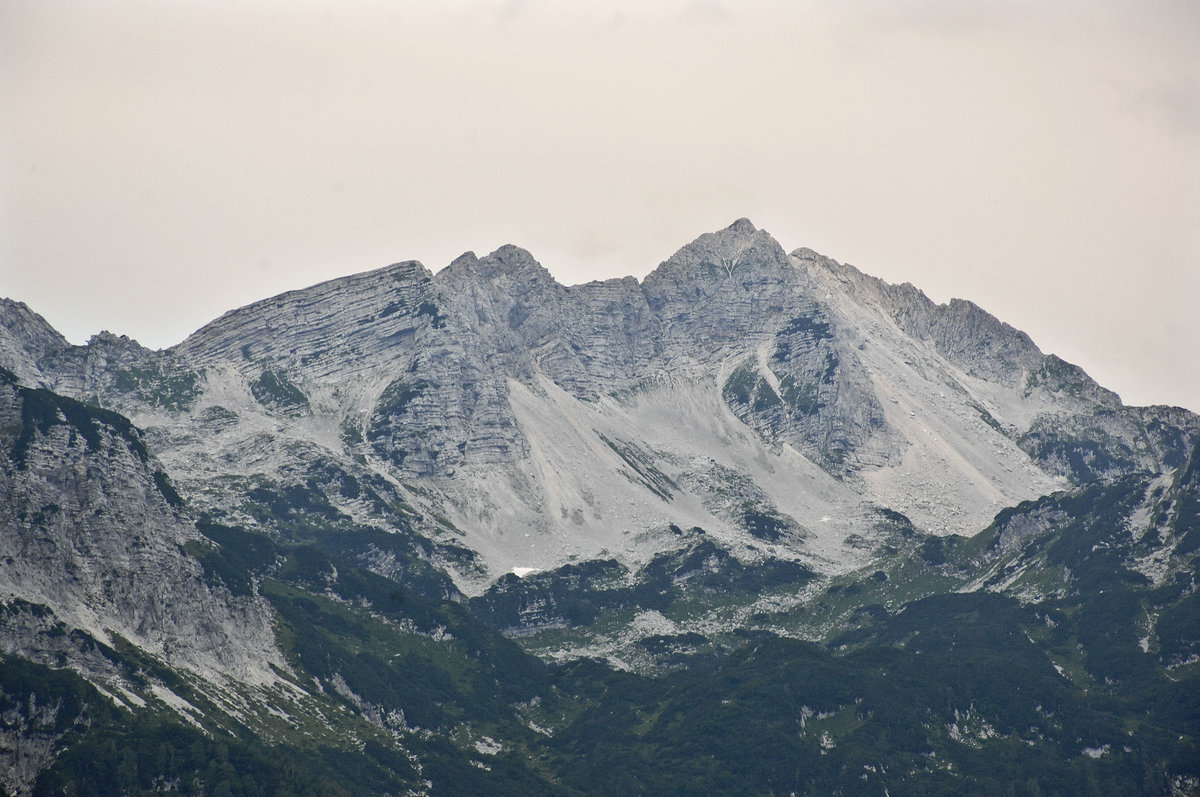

{"left": 3, "top": 1, "right": 1198, "bottom": 410}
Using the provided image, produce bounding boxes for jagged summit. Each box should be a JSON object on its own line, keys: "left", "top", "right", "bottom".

{"left": 2, "top": 219, "right": 1195, "bottom": 586}
{"left": 438, "top": 245, "right": 562, "bottom": 302}
{"left": 1, "top": 220, "right": 1198, "bottom": 793}
{"left": 0, "top": 298, "right": 71, "bottom": 387}
{"left": 644, "top": 217, "right": 791, "bottom": 287}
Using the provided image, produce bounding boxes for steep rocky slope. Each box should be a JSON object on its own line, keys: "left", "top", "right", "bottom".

{"left": 0, "top": 368, "right": 296, "bottom": 794}
{"left": 14, "top": 220, "right": 1182, "bottom": 589}
{"left": 2, "top": 220, "right": 1198, "bottom": 794}
{"left": 0, "top": 368, "right": 282, "bottom": 685}
{"left": 5, "top": 219, "right": 1196, "bottom": 608}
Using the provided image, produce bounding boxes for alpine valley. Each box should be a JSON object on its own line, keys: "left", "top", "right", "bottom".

{"left": 2, "top": 220, "right": 1198, "bottom": 795}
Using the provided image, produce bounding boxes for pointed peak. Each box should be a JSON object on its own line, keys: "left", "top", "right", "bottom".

{"left": 437, "top": 251, "right": 481, "bottom": 285}
{"left": 0, "top": 297, "right": 71, "bottom": 349}
{"left": 726, "top": 217, "right": 757, "bottom": 234}
{"left": 701, "top": 218, "right": 775, "bottom": 254}
{"left": 86, "top": 330, "right": 152, "bottom": 355}
{"left": 488, "top": 243, "right": 538, "bottom": 262}
{"left": 644, "top": 219, "right": 789, "bottom": 286}
{"left": 447, "top": 251, "right": 479, "bottom": 269}
{"left": 440, "top": 244, "right": 559, "bottom": 290}
{"left": 87, "top": 330, "right": 131, "bottom": 345}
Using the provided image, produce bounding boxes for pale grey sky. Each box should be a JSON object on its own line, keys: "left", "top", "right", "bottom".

{"left": 2, "top": 1, "right": 1198, "bottom": 410}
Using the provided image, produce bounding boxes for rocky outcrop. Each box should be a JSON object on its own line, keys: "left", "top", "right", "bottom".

{"left": 2, "top": 221, "right": 1198, "bottom": 795}
{"left": 2, "top": 219, "right": 1196, "bottom": 582}
{"left": 0, "top": 370, "right": 283, "bottom": 686}
{"left": 641, "top": 218, "right": 794, "bottom": 364}
{"left": 38, "top": 332, "right": 205, "bottom": 417}
{"left": 0, "top": 299, "right": 69, "bottom": 388}
{"left": 176, "top": 260, "right": 439, "bottom": 379}
{"left": 794, "top": 250, "right": 1046, "bottom": 388}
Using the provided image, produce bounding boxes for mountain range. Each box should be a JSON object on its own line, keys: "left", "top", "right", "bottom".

{"left": 1, "top": 219, "right": 1197, "bottom": 795}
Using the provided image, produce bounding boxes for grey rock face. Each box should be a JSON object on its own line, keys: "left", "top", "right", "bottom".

{"left": 2, "top": 219, "right": 1195, "bottom": 584}
{"left": 368, "top": 220, "right": 895, "bottom": 479}
{"left": 3, "top": 221, "right": 1198, "bottom": 794}
{"left": 153, "top": 221, "right": 898, "bottom": 484}
{"left": 641, "top": 222, "right": 894, "bottom": 474}
{"left": 365, "top": 250, "right": 537, "bottom": 477}
{"left": 177, "top": 260, "right": 438, "bottom": 378}
{"left": 0, "top": 299, "right": 69, "bottom": 388}
{"left": 795, "top": 251, "right": 1045, "bottom": 388}
{"left": 642, "top": 219, "right": 793, "bottom": 362}
{"left": 0, "top": 373, "right": 283, "bottom": 685}
{"left": 354, "top": 223, "right": 896, "bottom": 481}
{"left": 0, "top": 667, "right": 90, "bottom": 797}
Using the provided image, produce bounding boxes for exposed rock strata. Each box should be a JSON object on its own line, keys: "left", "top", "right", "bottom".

{"left": 0, "top": 372, "right": 284, "bottom": 687}
{"left": 2, "top": 220, "right": 1196, "bottom": 586}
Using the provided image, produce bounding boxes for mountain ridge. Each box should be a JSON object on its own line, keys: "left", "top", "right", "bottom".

{"left": 4, "top": 220, "right": 1194, "bottom": 589}
{"left": 1, "top": 219, "right": 1198, "bottom": 794}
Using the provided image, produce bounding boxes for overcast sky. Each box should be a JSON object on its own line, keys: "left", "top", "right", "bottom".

{"left": 2, "top": 0, "right": 1198, "bottom": 410}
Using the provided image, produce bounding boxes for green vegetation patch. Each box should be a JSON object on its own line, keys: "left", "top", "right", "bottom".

{"left": 722, "top": 360, "right": 757, "bottom": 406}
{"left": 772, "top": 312, "right": 833, "bottom": 362}
{"left": 152, "top": 469, "right": 186, "bottom": 509}
{"left": 779, "top": 373, "right": 820, "bottom": 415}
{"left": 779, "top": 313, "right": 832, "bottom": 340}
{"left": 739, "top": 506, "right": 797, "bottom": 542}
{"left": 1019, "top": 416, "right": 1141, "bottom": 484}
{"left": 8, "top": 383, "right": 148, "bottom": 469}
{"left": 250, "top": 368, "right": 309, "bottom": 413}
{"left": 111, "top": 363, "right": 202, "bottom": 411}
{"left": 751, "top": 380, "right": 781, "bottom": 412}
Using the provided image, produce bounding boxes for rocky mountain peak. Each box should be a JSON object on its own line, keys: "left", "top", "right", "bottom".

{"left": 82, "top": 331, "right": 153, "bottom": 361}
{"left": 1, "top": 220, "right": 1190, "bottom": 561}
{"left": 726, "top": 216, "right": 757, "bottom": 234}
{"left": 1, "top": 221, "right": 1199, "bottom": 793}
{"left": 438, "top": 245, "right": 558, "bottom": 298}
{"left": 644, "top": 218, "right": 792, "bottom": 291}
{"left": 0, "top": 299, "right": 70, "bottom": 388}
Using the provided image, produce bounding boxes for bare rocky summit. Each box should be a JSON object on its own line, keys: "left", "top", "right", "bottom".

{"left": 2, "top": 220, "right": 1198, "bottom": 794}
{"left": 4, "top": 220, "right": 1195, "bottom": 589}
